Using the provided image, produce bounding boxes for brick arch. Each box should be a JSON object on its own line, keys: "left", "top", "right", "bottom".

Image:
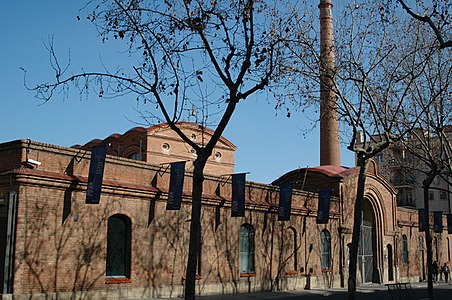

{"left": 121, "top": 144, "right": 141, "bottom": 160}
{"left": 365, "top": 185, "right": 386, "bottom": 232}
{"left": 363, "top": 189, "right": 385, "bottom": 283}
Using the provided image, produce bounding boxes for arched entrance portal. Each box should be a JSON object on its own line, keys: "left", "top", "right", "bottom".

{"left": 358, "top": 198, "right": 378, "bottom": 283}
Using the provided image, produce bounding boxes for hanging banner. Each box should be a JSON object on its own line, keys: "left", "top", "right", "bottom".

{"left": 86, "top": 145, "right": 107, "bottom": 204}
{"left": 231, "top": 173, "right": 246, "bottom": 217}
{"left": 418, "top": 209, "right": 426, "bottom": 232}
{"left": 433, "top": 211, "right": 443, "bottom": 233}
{"left": 278, "top": 183, "right": 293, "bottom": 221}
{"left": 317, "top": 189, "right": 331, "bottom": 224}
{"left": 447, "top": 214, "right": 452, "bottom": 234}
{"left": 166, "top": 161, "right": 186, "bottom": 210}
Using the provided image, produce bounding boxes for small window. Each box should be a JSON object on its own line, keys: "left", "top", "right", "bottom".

{"left": 375, "top": 154, "right": 384, "bottom": 163}
{"left": 429, "top": 191, "right": 435, "bottom": 201}
{"left": 162, "top": 143, "right": 170, "bottom": 154}
{"left": 440, "top": 191, "right": 447, "bottom": 201}
{"left": 407, "top": 193, "right": 414, "bottom": 205}
{"left": 321, "top": 230, "right": 331, "bottom": 270}
{"left": 240, "top": 224, "right": 255, "bottom": 274}
{"left": 402, "top": 234, "right": 409, "bottom": 264}
{"left": 106, "top": 214, "right": 131, "bottom": 278}
{"left": 214, "top": 152, "right": 222, "bottom": 162}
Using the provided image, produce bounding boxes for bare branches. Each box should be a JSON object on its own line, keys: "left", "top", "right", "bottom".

{"left": 397, "top": 0, "right": 452, "bottom": 49}
{"left": 27, "top": 3, "right": 302, "bottom": 299}
{"left": 32, "top": 0, "right": 296, "bottom": 131}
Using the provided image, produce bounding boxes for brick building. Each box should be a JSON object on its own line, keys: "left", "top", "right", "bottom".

{"left": 1, "top": 122, "right": 450, "bottom": 299}
{"left": 1, "top": 0, "right": 450, "bottom": 299}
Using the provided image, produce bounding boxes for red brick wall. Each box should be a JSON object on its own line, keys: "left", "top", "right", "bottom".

{"left": 11, "top": 176, "right": 338, "bottom": 294}
{"left": 3, "top": 140, "right": 340, "bottom": 295}
{"left": 2, "top": 138, "right": 451, "bottom": 297}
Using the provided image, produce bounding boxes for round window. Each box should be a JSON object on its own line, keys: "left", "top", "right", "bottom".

{"left": 162, "top": 143, "right": 170, "bottom": 153}
{"left": 214, "top": 152, "right": 222, "bottom": 162}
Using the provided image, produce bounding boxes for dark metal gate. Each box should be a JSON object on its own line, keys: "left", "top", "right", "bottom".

{"left": 359, "top": 220, "right": 373, "bottom": 283}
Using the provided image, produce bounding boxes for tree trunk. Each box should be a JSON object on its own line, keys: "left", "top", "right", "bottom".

{"left": 347, "top": 156, "right": 369, "bottom": 300}
{"left": 185, "top": 156, "right": 207, "bottom": 300}
{"left": 183, "top": 93, "right": 238, "bottom": 300}
{"left": 423, "top": 173, "right": 435, "bottom": 300}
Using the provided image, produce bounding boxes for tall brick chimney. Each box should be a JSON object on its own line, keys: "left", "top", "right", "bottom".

{"left": 319, "top": 0, "right": 340, "bottom": 166}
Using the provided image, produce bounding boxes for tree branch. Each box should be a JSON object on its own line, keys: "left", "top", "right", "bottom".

{"left": 397, "top": 0, "right": 452, "bottom": 49}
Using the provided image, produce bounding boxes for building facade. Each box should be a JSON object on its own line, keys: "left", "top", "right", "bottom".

{"left": 1, "top": 123, "right": 450, "bottom": 299}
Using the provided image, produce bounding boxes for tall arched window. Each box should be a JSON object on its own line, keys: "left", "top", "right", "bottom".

{"left": 402, "top": 234, "right": 409, "bottom": 264}
{"left": 240, "top": 224, "right": 255, "bottom": 274}
{"left": 284, "top": 227, "right": 298, "bottom": 273}
{"left": 320, "top": 230, "right": 331, "bottom": 270}
{"left": 106, "top": 214, "right": 131, "bottom": 278}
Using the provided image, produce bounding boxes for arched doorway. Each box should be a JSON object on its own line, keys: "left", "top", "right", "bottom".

{"left": 359, "top": 198, "right": 378, "bottom": 283}
{"left": 387, "top": 244, "right": 394, "bottom": 281}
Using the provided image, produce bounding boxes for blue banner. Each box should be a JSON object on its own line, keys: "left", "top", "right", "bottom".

{"left": 231, "top": 173, "right": 246, "bottom": 217}
{"left": 434, "top": 211, "right": 443, "bottom": 233}
{"left": 317, "top": 189, "right": 331, "bottom": 224}
{"left": 418, "top": 209, "right": 426, "bottom": 232}
{"left": 278, "top": 183, "right": 293, "bottom": 221}
{"left": 166, "top": 161, "right": 186, "bottom": 210}
{"left": 86, "top": 145, "right": 107, "bottom": 204}
{"left": 447, "top": 214, "right": 452, "bottom": 234}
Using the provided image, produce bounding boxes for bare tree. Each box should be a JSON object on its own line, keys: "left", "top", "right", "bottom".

{"left": 27, "top": 1, "right": 302, "bottom": 299}
{"left": 288, "top": 2, "right": 443, "bottom": 299}
{"left": 396, "top": 0, "right": 452, "bottom": 49}
{"left": 390, "top": 46, "right": 452, "bottom": 300}
{"left": 335, "top": 6, "right": 427, "bottom": 299}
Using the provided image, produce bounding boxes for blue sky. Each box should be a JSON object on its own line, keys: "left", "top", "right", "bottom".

{"left": 0, "top": 1, "right": 354, "bottom": 184}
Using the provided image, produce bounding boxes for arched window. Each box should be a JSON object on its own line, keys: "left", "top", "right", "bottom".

{"left": 320, "top": 230, "right": 331, "bottom": 270}
{"left": 106, "top": 214, "right": 131, "bottom": 278}
{"left": 240, "top": 224, "right": 255, "bottom": 274}
{"left": 402, "top": 234, "right": 409, "bottom": 264}
{"left": 128, "top": 152, "right": 141, "bottom": 161}
{"left": 284, "top": 227, "right": 298, "bottom": 273}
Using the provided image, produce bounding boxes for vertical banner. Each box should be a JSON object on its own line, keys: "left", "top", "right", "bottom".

{"left": 4, "top": 192, "right": 17, "bottom": 293}
{"left": 434, "top": 211, "right": 443, "bottom": 233}
{"left": 231, "top": 173, "right": 246, "bottom": 217}
{"left": 278, "top": 183, "right": 293, "bottom": 221}
{"left": 447, "top": 214, "right": 452, "bottom": 234}
{"left": 86, "top": 145, "right": 107, "bottom": 204}
{"left": 166, "top": 161, "right": 186, "bottom": 210}
{"left": 317, "top": 189, "right": 331, "bottom": 224}
{"left": 418, "top": 209, "right": 426, "bottom": 232}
